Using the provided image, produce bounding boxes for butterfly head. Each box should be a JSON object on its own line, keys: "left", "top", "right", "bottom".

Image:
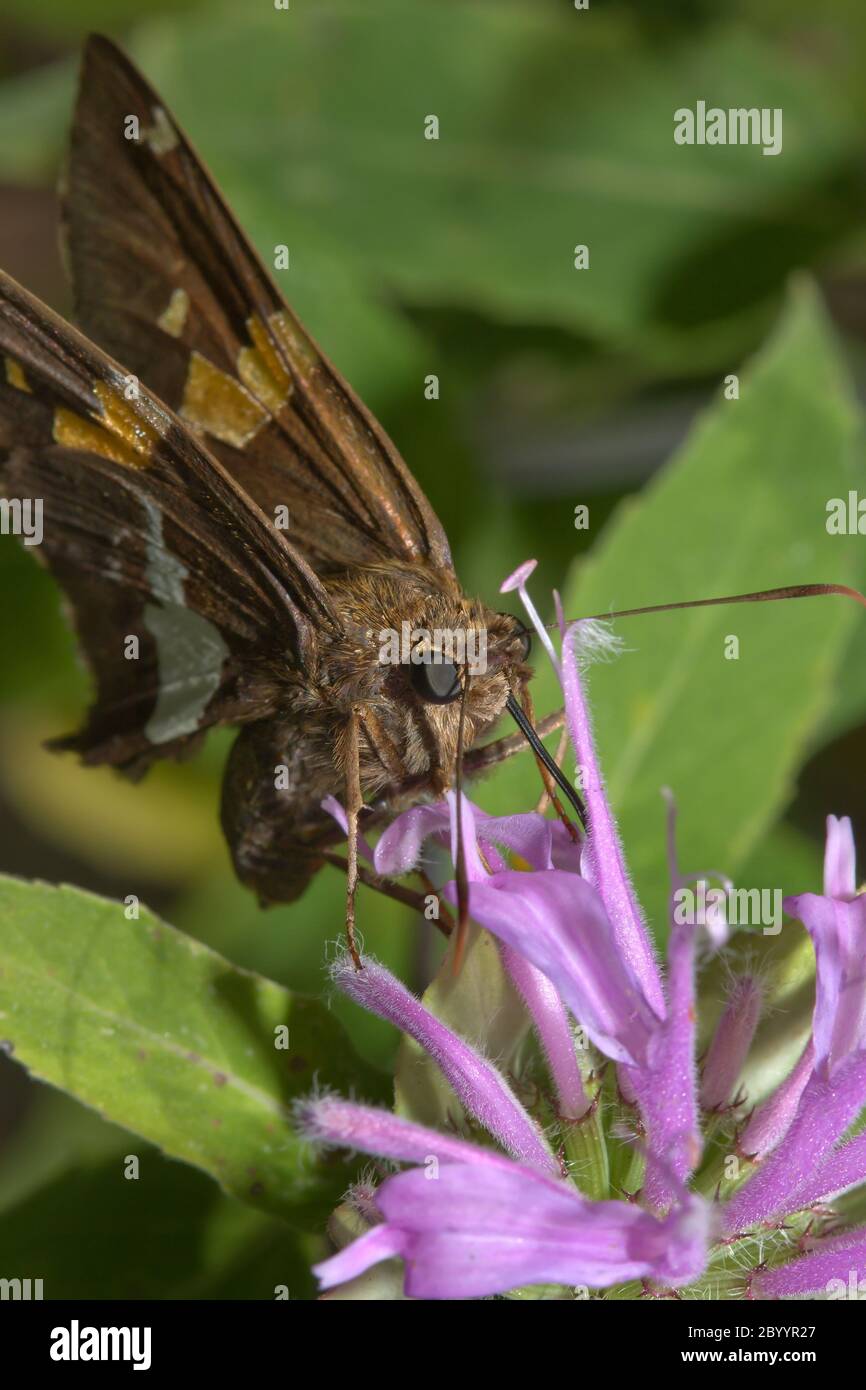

{"left": 318, "top": 568, "right": 533, "bottom": 788}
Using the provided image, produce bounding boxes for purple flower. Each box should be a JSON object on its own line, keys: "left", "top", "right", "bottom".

{"left": 722, "top": 1051, "right": 866, "bottom": 1234}
{"left": 785, "top": 816, "right": 866, "bottom": 1078}
{"left": 311, "top": 1156, "right": 711, "bottom": 1299}
{"left": 738, "top": 1040, "right": 814, "bottom": 1161}
{"left": 330, "top": 955, "right": 558, "bottom": 1177}
{"left": 700, "top": 976, "right": 763, "bottom": 1112}
{"left": 304, "top": 567, "right": 866, "bottom": 1300}
{"left": 455, "top": 862, "right": 660, "bottom": 1068}
{"left": 722, "top": 820, "right": 866, "bottom": 1235}
{"left": 750, "top": 1225, "right": 866, "bottom": 1300}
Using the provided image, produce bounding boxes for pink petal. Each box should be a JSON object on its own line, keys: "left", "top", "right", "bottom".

{"left": 700, "top": 976, "right": 763, "bottom": 1111}
{"left": 315, "top": 1162, "right": 710, "bottom": 1299}
{"left": 297, "top": 1096, "right": 516, "bottom": 1171}
{"left": 634, "top": 918, "right": 701, "bottom": 1208}
{"left": 824, "top": 814, "right": 857, "bottom": 899}
{"left": 500, "top": 943, "right": 591, "bottom": 1120}
{"left": 315, "top": 1223, "right": 407, "bottom": 1291}
{"left": 332, "top": 957, "right": 558, "bottom": 1176}
{"left": 723, "top": 1050, "right": 866, "bottom": 1233}
{"left": 784, "top": 890, "right": 866, "bottom": 1077}
{"left": 562, "top": 624, "right": 665, "bottom": 1017}
{"left": 739, "top": 1041, "right": 814, "bottom": 1159}
{"left": 785, "top": 1130, "right": 866, "bottom": 1211}
{"left": 752, "top": 1226, "right": 866, "bottom": 1299}
{"left": 450, "top": 868, "right": 659, "bottom": 1066}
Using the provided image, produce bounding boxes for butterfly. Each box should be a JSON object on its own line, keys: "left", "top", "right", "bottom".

{"left": 0, "top": 36, "right": 587, "bottom": 964}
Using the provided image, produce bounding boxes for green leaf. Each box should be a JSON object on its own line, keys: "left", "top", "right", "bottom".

{"left": 0, "top": 875, "right": 387, "bottom": 1228}
{"left": 477, "top": 280, "right": 865, "bottom": 941}
{"left": 170, "top": 857, "right": 419, "bottom": 1072}
{"left": 0, "top": 60, "right": 75, "bottom": 183}
{"left": 120, "top": 8, "right": 866, "bottom": 365}
{"left": 814, "top": 523, "right": 866, "bottom": 745}
{"left": 1, "top": 6, "right": 862, "bottom": 366}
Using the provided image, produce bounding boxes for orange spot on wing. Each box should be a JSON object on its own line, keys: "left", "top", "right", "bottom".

{"left": 180, "top": 350, "right": 267, "bottom": 448}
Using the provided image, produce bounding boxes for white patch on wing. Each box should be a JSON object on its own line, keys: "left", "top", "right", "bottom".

{"left": 141, "top": 498, "right": 229, "bottom": 744}
{"left": 157, "top": 287, "right": 190, "bottom": 338}
{"left": 143, "top": 106, "right": 178, "bottom": 156}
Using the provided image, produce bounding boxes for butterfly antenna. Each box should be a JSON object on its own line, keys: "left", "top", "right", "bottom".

{"left": 553, "top": 582, "right": 866, "bottom": 627}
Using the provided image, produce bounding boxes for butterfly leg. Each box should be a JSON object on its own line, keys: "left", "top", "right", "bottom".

{"left": 321, "top": 850, "right": 454, "bottom": 937}
{"left": 534, "top": 726, "right": 570, "bottom": 814}
{"left": 246, "top": 706, "right": 571, "bottom": 877}
{"left": 517, "top": 689, "right": 580, "bottom": 841}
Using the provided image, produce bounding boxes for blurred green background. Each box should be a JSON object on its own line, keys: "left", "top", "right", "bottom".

{"left": 1, "top": 0, "right": 866, "bottom": 1296}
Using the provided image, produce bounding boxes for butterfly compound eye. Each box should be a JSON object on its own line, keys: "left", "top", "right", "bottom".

{"left": 410, "top": 658, "right": 462, "bottom": 705}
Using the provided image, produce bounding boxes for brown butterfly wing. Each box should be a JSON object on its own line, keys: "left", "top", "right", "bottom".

{"left": 0, "top": 269, "right": 339, "bottom": 773}
{"left": 63, "top": 34, "right": 453, "bottom": 579}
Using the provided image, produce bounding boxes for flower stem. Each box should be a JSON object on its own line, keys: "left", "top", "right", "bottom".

{"left": 562, "top": 1088, "right": 610, "bottom": 1200}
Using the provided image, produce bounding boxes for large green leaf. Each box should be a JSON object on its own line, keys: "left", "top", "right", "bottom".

{"left": 0, "top": 875, "right": 386, "bottom": 1227}
{"left": 476, "top": 281, "right": 865, "bottom": 939}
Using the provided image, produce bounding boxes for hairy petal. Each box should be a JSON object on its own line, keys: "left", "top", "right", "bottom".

{"left": 632, "top": 919, "right": 701, "bottom": 1208}
{"left": 722, "top": 1051, "right": 866, "bottom": 1233}
{"left": 500, "top": 942, "right": 591, "bottom": 1120}
{"left": 784, "top": 890, "right": 866, "bottom": 1078}
{"left": 296, "top": 1095, "right": 517, "bottom": 1171}
{"left": 782, "top": 1130, "right": 866, "bottom": 1212}
{"left": 562, "top": 624, "right": 665, "bottom": 1016}
{"left": 374, "top": 797, "right": 580, "bottom": 879}
{"left": 314, "top": 1162, "right": 711, "bottom": 1299}
{"left": 752, "top": 1227, "right": 866, "bottom": 1299}
{"left": 454, "top": 869, "right": 660, "bottom": 1066}
{"left": 700, "top": 976, "right": 763, "bottom": 1111}
{"left": 332, "top": 957, "right": 558, "bottom": 1176}
{"left": 739, "top": 1041, "right": 814, "bottom": 1160}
